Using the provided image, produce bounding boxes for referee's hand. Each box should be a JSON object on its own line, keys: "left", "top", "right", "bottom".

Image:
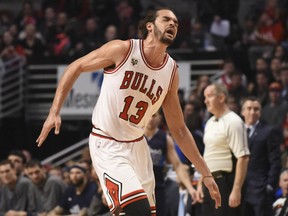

{"left": 36, "top": 112, "right": 61, "bottom": 147}
{"left": 203, "top": 176, "right": 222, "bottom": 209}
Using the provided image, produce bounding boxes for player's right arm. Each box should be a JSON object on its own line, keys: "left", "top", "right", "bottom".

{"left": 36, "top": 40, "right": 130, "bottom": 147}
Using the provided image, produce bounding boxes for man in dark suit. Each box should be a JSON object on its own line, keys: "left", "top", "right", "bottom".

{"left": 241, "top": 96, "right": 282, "bottom": 216}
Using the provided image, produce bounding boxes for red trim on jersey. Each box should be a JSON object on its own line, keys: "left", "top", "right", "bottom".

{"left": 139, "top": 40, "right": 168, "bottom": 70}
{"left": 90, "top": 129, "right": 144, "bottom": 143}
{"left": 151, "top": 206, "right": 157, "bottom": 216}
{"left": 120, "top": 195, "right": 148, "bottom": 209}
{"left": 168, "top": 60, "right": 177, "bottom": 90}
{"left": 104, "top": 40, "right": 133, "bottom": 74}
{"left": 107, "top": 189, "right": 148, "bottom": 212}
{"left": 121, "top": 189, "right": 145, "bottom": 200}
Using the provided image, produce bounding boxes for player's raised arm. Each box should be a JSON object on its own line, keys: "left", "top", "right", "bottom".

{"left": 36, "top": 40, "right": 130, "bottom": 147}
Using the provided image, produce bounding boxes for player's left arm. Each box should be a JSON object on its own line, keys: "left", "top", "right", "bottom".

{"left": 162, "top": 68, "right": 221, "bottom": 208}
{"left": 162, "top": 69, "right": 209, "bottom": 177}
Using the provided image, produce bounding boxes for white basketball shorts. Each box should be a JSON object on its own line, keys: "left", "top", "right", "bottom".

{"left": 89, "top": 131, "right": 156, "bottom": 215}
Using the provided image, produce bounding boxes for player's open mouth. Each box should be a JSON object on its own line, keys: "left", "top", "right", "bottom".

{"left": 165, "top": 29, "right": 174, "bottom": 37}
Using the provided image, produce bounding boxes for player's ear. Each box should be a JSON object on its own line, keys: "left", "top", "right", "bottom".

{"left": 146, "top": 22, "right": 153, "bottom": 32}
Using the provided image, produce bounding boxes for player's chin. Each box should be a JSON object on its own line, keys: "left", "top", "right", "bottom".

{"left": 160, "top": 37, "right": 174, "bottom": 45}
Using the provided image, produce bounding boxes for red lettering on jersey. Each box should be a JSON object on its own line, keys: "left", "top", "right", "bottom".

{"left": 120, "top": 71, "right": 133, "bottom": 89}
{"left": 120, "top": 71, "right": 163, "bottom": 105}
{"left": 152, "top": 86, "right": 163, "bottom": 105}
{"left": 131, "top": 72, "right": 143, "bottom": 90}
{"left": 139, "top": 75, "right": 148, "bottom": 94}
{"left": 146, "top": 79, "right": 156, "bottom": 100}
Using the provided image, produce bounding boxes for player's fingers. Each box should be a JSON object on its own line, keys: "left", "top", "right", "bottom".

{"left": 213, "top": 184, "right": 221, "bottom": 209}
{"left": 54, "top": 121, "right": 61, "bottom": 135}
{"left": 36, "top": 124, "right": 53, "bottom": 147}
{"left": 36, "top": 129, "right": 48, "bottom": 147}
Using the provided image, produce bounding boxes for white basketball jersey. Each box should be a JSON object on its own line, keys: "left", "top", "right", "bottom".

{"left": 92, "top": 39, "right": 177, "bottom": 141}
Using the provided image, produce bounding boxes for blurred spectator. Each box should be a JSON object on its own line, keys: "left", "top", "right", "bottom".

{"left": 216, "top": 59, "right": 247, "bottom": 91}
{"left": 88, "top": 168, "right": 111, "bottom": 216}
{"left": 49, "top": 166, "right": 63, "bottom": 178}
{"left": 103, "top": 25, "right": 118, "bottom": 43}
{"left": 61, "top": 166, "right": 71, "bottom": 186}
{"left": 49, "top": 12, "right": 73, "bottom": 60}
{"left": 115, "top": 0, "right": 136, "bottom": 39}
{"left": 248, "top": 71, "right": 270, "bottom": 107}
{"left": 127, "top": 24, "right": 139, "bottom": 39}
{"left": 210, "top": 15, "right": 230, "bottom": 50}
{"left": 69, "top": 17, "right": 103, "bottom": 60}
{"left": 38, "top": 7, "right": 57, "bottom": 48}
{"left": 25, "top": 160, "right": 66, "bottom": 215}
{"left": 255, "top": 57, "right": 269, "bottom": 74}
{"left": 14, "top": 1, "right": 39, "bottom": 31}
{"left": 183, "top": 102, "right": 195, "bottom": 122}
{"left": 22, "top": 149, "right": 32, "bottom": 163}
{"left": 189, "top": 74, "right": 210, "bottom": 105}
{"left": 270, "top": 57, "right": 283, "bottom": 82}
{"left": 0, "top": 11, "right": 13, "bottom": 36}
{"left": 273, "top": 44, "right": 287, "bottom": 61}
{"left": 18, "top": 23, "right": 45, "bottom": 63}
{"left": 227, "top": 95, "right": 241, "bottom": 115}
{"left": 187, "top": 20, "right": 207, "bottom": 52}
{"left": 91, "top": 0, "right": 118, "bottom": 31}
{"left": 262, "top": 82, "right": 288, "bottom": 129}
{"left": 0, "top": 31, "right": 24, "bottom": 61}
{"left": 273, "top": 169, "right": 288, "bottom": 216}
{"left": 0, "top": 160, "right": 32, "bottom": 215}
{"left": 248, "top": 12, "right": 285, "bottom": 69}
{"left": 7, "top": 149, "right": 26, "bottom": 177}
{"left": 186, "top": 109, "right": 205, "bottom": 156}
{"left": 235, "top": 17, "right": 256, "bottom": 49}
{"left": 144, "top": 111, "right": 197, "bottom": 216}
{"left": 49, "top": 165, "right": 97, "bottom": 215}
{"left": 228, "top": 71, "right": 249, "bottom": 102}
{"left": 80, "top": 17, "right": 103, "bottom": 52}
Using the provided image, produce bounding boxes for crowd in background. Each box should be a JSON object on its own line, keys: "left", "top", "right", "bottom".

{"left": 1, "top": 0, "right": 288, "bottom": 215}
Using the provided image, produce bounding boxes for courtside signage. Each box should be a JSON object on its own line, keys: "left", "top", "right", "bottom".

{"left": 57, "top": 65, "right": 103, "bottom": 117}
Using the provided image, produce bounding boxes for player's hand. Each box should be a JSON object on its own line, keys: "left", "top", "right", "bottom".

{"left": 36, "top": 112, "right": 61, "bottom": 147}
{"left": 203, "top": 176, "right": 221, "bottom": 209}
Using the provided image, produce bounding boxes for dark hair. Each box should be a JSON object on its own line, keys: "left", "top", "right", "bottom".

{"left": 241, "top": 96, "right": 261, "bottom": 108}
{"left": 0, "top": 159, "right": 14, "bottom": 168}
{"left": 138, "top": 7, "right": 174, "bottom": 39}
{"left": 8, "top": 150, "right": 27, "bottom": 164}
{"left": 25, "top": 159, "right": 43, "bottom": 169}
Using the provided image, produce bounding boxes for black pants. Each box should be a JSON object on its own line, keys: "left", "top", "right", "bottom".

{"left": 241, "top": 194, "right": 274, "bottom": 216}
{"left": 202, "top": 172, "right": 241, "bottom": 216}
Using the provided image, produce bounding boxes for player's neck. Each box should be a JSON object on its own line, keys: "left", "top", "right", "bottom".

{"left": 143, "top": 38, "right": 167, "bottom": 67}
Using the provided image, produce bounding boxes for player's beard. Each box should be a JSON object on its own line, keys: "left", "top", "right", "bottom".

{"left": 154, "top": 24, "right": 174, "bottom": 45}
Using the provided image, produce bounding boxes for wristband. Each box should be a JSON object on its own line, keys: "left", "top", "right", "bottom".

{"left": 203, "top": 175, "right": 213, "bottom": 180}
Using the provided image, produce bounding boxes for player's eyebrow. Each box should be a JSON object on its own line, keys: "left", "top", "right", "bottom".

{"left": 162, "top": 16, "right": 178, "bottom": 25}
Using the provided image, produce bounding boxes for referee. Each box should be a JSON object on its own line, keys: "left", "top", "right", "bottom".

{"left": 197, "top": 83, "right": 250, "bottom": 216}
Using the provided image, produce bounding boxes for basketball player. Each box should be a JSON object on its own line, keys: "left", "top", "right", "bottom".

{"left": 36, "top": 8, "right": 221, "bottom": 216}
